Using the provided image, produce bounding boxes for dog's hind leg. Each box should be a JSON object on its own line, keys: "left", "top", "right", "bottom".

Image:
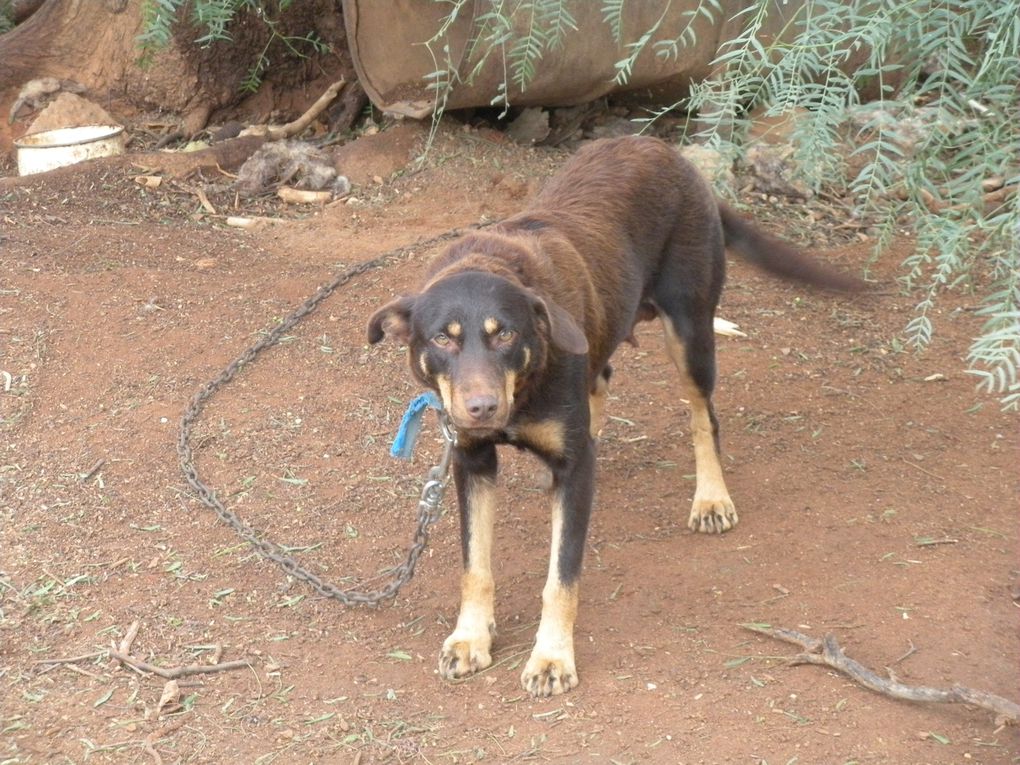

{"left": 658, "top": 310, "right": 737, "bottom": 533}
{"left": 440, "top": 443, "right": 498, "bottom": 679}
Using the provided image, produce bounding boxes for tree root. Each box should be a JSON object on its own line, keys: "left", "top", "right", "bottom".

{"left": 743, "top": 623, "right": 1019, "bottom": 726}
{"left": 241, "top": 78, "right": 346, "bottom": 140}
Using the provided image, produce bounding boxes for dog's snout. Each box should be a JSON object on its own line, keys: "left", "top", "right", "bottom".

{"left": 465, "top": 394, "right": 499, "bottom": 422}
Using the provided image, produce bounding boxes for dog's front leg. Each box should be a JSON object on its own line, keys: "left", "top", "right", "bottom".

{"left": 439, "top": 442, "right": 497, "bottom": 680}
{"left": 521, "top": 437, "right": 595, "bottom": 696}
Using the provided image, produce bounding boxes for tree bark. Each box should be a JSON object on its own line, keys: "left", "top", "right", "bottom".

{"left": 0, "top": 0, "right": 141, "bottom": 91}
{"left": 10, "top": 0, "right": 47, "bottom": 23}
{"left": 1, "top": 0, "right": 353, "bottom": 137}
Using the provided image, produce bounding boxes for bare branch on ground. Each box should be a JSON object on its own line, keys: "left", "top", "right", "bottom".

{"left": 110, "top": 650, "right": 250, "bottom": 680}
{"left": 744, "top": 623, "right": 1020, "bottom": 725}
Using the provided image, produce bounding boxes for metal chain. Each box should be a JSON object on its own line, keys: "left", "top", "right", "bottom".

{"left": 177, "top": 228, "right": 472, "bottom": 606}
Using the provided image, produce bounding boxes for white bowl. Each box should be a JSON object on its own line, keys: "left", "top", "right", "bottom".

{"left": 14, "top": 125, "right": 125, "bottom": 176}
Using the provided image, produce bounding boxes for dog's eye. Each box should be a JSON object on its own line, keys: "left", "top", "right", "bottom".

{"left": 495, "top": 329, "right": 516, "bottom": 344}
{"left": 432, "top": 333, "right": 452, "bottom": 347}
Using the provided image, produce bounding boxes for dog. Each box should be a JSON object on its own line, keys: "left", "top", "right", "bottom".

{"left": 367, "top": 135, "right": 862, "bottom": 697}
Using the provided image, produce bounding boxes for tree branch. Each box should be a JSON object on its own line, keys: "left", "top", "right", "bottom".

{"left": 743, "top": 623, "right": 1019, "bottom": 725}
{"left": 109, "top": 650, "right": 250, "bottom": 680}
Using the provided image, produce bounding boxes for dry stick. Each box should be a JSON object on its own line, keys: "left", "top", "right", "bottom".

{"left": 744, "top": 624, "right": 1020, "bottom": 724}
{"left": 81, "top": 459, "right": 105, "bottom": 482}
{"left": 277, "top": 186, "right": 332, "bottom": 205}
{"left": 889, "top": 638, "right": 918, "bottom": 667}
{"left": 63, "top": 664, "right": 103, "bottom": 680}
{"left": 240, "top": 79, "right": 346, "bottom": 141}
{"left": 901, "top": 458, "right": 946, "bottom": 482}
{"left": 909, "top": 183, "right": 1018, "bottom": 214}
{"left": 194, "top": 187, "right": 217, "bottom": 215}
{"left": 118, "top": 620, "right": 141, "bottom": 655}
{"left": 109, "top": 650, "right": 250, "bottom": 680}
{"left": 143, "top": 737, "right": 163, "bottom": 765}
{"left": 34, "top": 651, "right": 106, "bottom": 665}
{"left": 143, "top": 718, "right": 187, "bottom": 765}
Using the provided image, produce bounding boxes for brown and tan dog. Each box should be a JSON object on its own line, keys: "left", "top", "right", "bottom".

{"left": 368, "top": 136, "right": 861, "bottom": 697}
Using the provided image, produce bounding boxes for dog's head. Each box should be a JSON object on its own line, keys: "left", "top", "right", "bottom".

{"left": 368, "top": 271, "right": 587, "bottom": 434}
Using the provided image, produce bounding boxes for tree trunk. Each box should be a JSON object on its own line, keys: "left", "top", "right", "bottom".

{"left": 10, "top": 0, "right": 47, "bottom": 23}
{"left": 0, "top": 0, "right": 141, "bottom": 90}
{"left": 1, "top": 0, "right": 353, "bottom": 145}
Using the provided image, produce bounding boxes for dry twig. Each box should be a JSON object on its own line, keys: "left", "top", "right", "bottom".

{"left": 34, "top": 651, "right": 105, "bottom": 666}
{"left": 81, "top": 459, "right": 105, "bottom": 482}
{"left": 118, "top": 620, "right": 141, "bottom": 655}
{"left": 143, "top": 737, "right": 163, "bottom": 765}
{"left": 64, "top": 664, "right": 103, "bottom": 680}
{"left": 142, "top": 717, "right": 187, "bottom": 765}
{"left": 277, "top": 185, "right": 332, "bottom": 205}
{"left": 744, "top": 623, "right": 1020, "bottom": 725}
{"left": 193, "top": 187, "right": 217, "bottom": 215}
{"left": 241, "top": 79, "right": 346, "bottom": 140}
{"left": 109, "top": 621, "right": 250, "bottom": 679}
{"left": 110, "top": 650, "right": 250, "bottom": 680}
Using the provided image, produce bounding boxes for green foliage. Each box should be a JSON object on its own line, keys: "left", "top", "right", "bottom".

{"left": 422, "top": 0, "right": 578, "bottom": 120}
{"left": 0, "top": 1, "right": 15, "bottom": 34}
{"left": 137, "top": 0, "right": 328, "bottom": 93}
{"left": 684, "top": 0, "right": 1020, "bottom": 409}
{"left": 424, "top": 0, "right": 1020, "bottom": 408}
{"left": 137, "top": 0, "right": 188, "bottom": 53}
{"left": 240, "top": 25, "right": 329, "bottom": 94}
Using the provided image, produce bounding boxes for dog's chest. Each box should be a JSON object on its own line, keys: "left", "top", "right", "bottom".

{"left": 502, "top": 418, "right": 568, "bottom": 460}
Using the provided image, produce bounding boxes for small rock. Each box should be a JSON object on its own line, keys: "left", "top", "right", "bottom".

{"left": 745, "top": 143, "right": 812, "bottom": 199}
{"left": 506, "top": 107, "right": 550, "bottom": 145}
{"left": 847, "top": 102, "right": 975, "bottom": 158}
{"left": 588, "top": 114, "right": 641, "bottom": 140}
{"left": 11, "top": 78, "right": 87, "bottom": 124}
{"left": 680, "top": 144, "right": 735, "bottom": 190}
{"left": 210, "top": 121, "right": 244, "bottom": 142}
{"left": 27, "top": 92, "right": 120, "bottom": 135}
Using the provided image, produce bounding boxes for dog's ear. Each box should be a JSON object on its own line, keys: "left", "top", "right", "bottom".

{"left": 367, "top": 295, "right": 416, "bottom": 345}
{"left": 533, "top": 296, "right": 588, "bottom": 355}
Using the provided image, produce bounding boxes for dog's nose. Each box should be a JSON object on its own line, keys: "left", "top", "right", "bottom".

{"left": 465, "top": 395, "right": 498, "bottom": 422}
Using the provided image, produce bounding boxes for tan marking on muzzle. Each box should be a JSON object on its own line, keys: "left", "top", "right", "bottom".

{"left": 504, "top": 370, "right": 517, "bottom": 411}
{"left": 436, "top": 374, "right": 454, "bottom": 413}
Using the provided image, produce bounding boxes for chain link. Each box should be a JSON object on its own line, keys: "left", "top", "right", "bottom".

{"left": 177, "top": 228, "right": 472, "bottom": 606}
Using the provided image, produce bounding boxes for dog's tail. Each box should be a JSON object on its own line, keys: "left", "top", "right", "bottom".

{"left": 719, "top": 202, "right": 866, "bottom": 292}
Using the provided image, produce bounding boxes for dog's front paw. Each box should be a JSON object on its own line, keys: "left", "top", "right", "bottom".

{"left": 439, "top": 629, "right": 493, "bottom": 680}
{"left": 520, "top": 650, "right": 578, "bottom": 697}
{"left": 689, "top": 493, "right": 738, "bottom": 534}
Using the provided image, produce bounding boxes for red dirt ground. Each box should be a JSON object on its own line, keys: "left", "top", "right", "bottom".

{"left": 1, "top": 122, "right": 1017, "bottom": 764}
